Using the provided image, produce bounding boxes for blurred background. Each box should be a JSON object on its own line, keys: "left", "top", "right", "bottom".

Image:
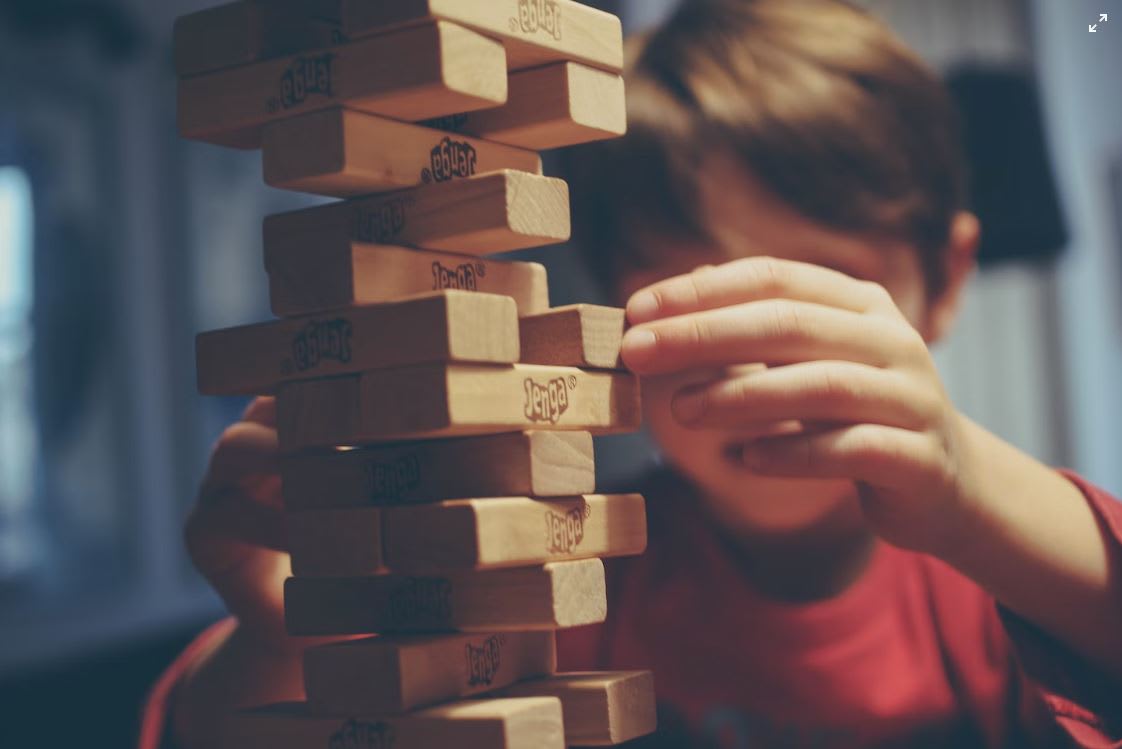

{"left": 0, "top": 0, "right": 1118, "bottom": 745}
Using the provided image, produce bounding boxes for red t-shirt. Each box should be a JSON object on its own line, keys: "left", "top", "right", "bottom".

{"left": 142, "top": 469, "right": 1122, "bottom": 748}
{"left": 557, "top": 468, "right": 1122, "bottom": 748}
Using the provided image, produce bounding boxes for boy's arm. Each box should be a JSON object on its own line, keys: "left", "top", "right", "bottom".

{"left": 621, "top": 257, "right": 1122, "bottom": 678}
{"left": 139, "top": 619, "right": 234, "bottom": 749}
{"left": 947, "top": 419, "right": 1122, "bottom": 676}
{"left": 146, "top": 397, "right": 342, "bottom": 748}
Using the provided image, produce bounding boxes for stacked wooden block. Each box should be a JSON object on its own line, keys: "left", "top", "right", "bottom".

{"left": 179, "top": 1, "right": 656, "bottom": 746}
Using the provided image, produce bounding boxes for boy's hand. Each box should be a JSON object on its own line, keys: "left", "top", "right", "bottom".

{"left": 185, "top": 396, "right": 292, "bottom": 648}
{"left": 621, "top": 256, "right": 1122, "bottom": 674}
{"left": 620, "top": 256, "right": 977, "bottom": 556}
{"left": 174, "top": 397, "right": 339, "bottom": 746}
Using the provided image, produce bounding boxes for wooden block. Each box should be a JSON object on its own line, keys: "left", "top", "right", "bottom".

{"left": 382, "top": 494, "right": 648, "bottom": 573}
{"left": 174, "top": 2, "right": 343, "bottom": 78}
{"left": 196, "top": 291, "right": 519, "bottom": 396}
{"left": 178, "top": 21, "right": 507, "bottom": 148}
{"left": 263, "top": 0, "right": 343, "bottom": 22}
{"left": 494, "top": 672, "right": 657, "bottom": 746}
{"left": 288, "top": 508, "right": 386, "bottom": 576}
{"left": 423, "top": 62, "right": 626, "bottom": 150}
{"left": 265, "top": 241, "right": 550, "bottom": 318}
{"left": 284, "top": 559, "right": 607, "bottom": 634}
{"left": 218, "top": 698, "right": 564, "bottom": 749}
{"left": 263, "top": 170, "right": 570, "bottom": 256}
{"left": 290, "top": 494, "right": 645, "bottom": 577}
{"left": 282, "top": 432, "right": 595, "bottom": 510}
{"left": 520, "top": 305, "right": 625, "bottom": 370}
{"left": 275, "top": 363, "right": 641, "bottom": 451}
{"left": 262, "top": 108, "right": 542, "bottom": 197}
{"left": 304, "top": 632, "right": 556, "bottom": 715}
{"left": 343, "top": 0, "right": 624, "bottom": 73}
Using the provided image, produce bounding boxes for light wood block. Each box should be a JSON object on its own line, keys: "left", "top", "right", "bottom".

{"left": 288, "top": 508, "right": 386, "bottom": 576}
{"left": 262, "top": 108, "right": 542, "bottom": 197}
{"left": 343, "top": 0, "right": 623, "bottom": 73}
{"left": 196, "top": 291, "right": 519, "bottom": 396}
{"left": 304, "top": 632, "right": 556, "bottom": 715}
{"left": 423, "top": 62, "right": 626, "bottom": 150}
{"left": 174, "top": 1, "right": 343, "bottom": 77}
{"left": 495, "top": 672, "right": 657, "bottom": 746}
{"left": 289, "top": 494, "right": 645, "bottom": 577}
{"left": 382, "top": 494, "right": 647, "bottom": 573}
{"left": 275, "top": 363, "right": 641, "bottom": 451}
{"left": 284, "top": 559, "right": 606, "bottom": 634}
{"left": 263, "top": 170, "right": 570, "bottom": 256}
{"left": 520, "top": 305, "right": 625, "bottom": 370}
{"left": 266, "top": 241, "right": 550, "bottom": 318}
{"left": 178, "top": 21, "right": 507, "bottom": 148}
{"left": 218, "top": 698, "right": 564, "bottom": 749}
{"left": 282, "top": 432, "right": 595, "bottom": 510}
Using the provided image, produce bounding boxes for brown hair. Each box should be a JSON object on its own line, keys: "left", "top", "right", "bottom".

{"left": 565, "top": 0, "right": 968, "bottom": 296}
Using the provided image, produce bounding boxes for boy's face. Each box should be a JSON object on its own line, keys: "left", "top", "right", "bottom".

{"left": 617, "top": 159, "right": 938, "bottom": 537}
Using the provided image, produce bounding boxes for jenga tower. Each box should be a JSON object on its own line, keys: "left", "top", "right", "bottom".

{"left": 180, "top": 1, "right": 657, "bottom": 746}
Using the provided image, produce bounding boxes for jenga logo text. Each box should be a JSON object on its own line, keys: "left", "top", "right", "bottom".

{"left": 288, "top": 318, "right": 352, "bottom": 373}
{"left": 365, "top": 454, "right": 422, "bottom": 502}
{"left": 465, "top": 635, "right": 504, "bottom": 686}
{"left": 523, "top": 376, "right": 574, "bottom": 424}
{"left": 271, "top": 54, "right": 334, "bottom": 112}
{"left": 424, "top": 137, "right": 478, "bottom": 183}
{"left": 354, "top": 200, "right": 407, "bottom": 243}
{"left": 432, "top": 261, "right": 484, "bottom": 292}
{"left": 545, "top": 502, "right": 590, "bottom": 554}
{"left": 329, "top": 719, "right": 396, "bottom": 749}
{"left": 386, "top": 578, "right": 452, "bottom": 627}
{"left": 512, "top": 0, "right": 562, "bottom": 40}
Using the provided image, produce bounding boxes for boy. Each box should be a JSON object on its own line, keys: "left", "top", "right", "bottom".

{"left": 147, "top": 1, "right": 1122, "bottom": 747}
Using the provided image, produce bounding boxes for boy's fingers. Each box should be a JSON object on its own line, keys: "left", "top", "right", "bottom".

{"left": 184, "top": 505, "right": 290, "bottom": 642}
{"left": 185, "top": 479, "right": 292, "bottom": 644}
{"left": 243, "top": 396, "right": 277, "bottom": 427}
{"left": 622, "top": 300, "right": 921, "bottom": 375}
{"left": 626, "top": 257, "right": 897, "bottom": 324}
{"left": 741, "top": 423, "right": 944, "bottom": 489}
{"left": 188, "top": 482, "right": 288, "bottom": 556}
{"left": 204, "top": 421, "right": 280, "bottom": 491}
{"left": 671, "top": 361, "right": 937, "bottom": 430}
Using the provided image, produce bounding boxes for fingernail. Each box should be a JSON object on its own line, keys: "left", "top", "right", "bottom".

{"left": 672, "top": 390, "right": 707, "bottom": 423}
{"left": 621, "top": 328, "right": 658, "bottom": 365}
{"left": 628, "top": 291, "right": 659, "bottom": 323}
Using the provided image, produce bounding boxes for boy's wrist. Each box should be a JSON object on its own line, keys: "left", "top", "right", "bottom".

{"left": 921, "top": 413, "right": 994, "bottom": 567}
{"left": 871, "top": 410, "right": 990, "bottom": 565}
{"left": 170, "top": 622, "right": 236, "bottom": 747}
{"left": 921, "top": 413, "right": 1039, "bottom": 572}
{"left": 170, "top": 621, "right": 310, "bottom": 747}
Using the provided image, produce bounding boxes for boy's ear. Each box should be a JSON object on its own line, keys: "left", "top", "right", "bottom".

{"left": 923, "top": 211, "right": 980, "bottom": 344}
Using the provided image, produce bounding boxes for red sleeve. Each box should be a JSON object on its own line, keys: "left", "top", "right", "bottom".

{"left": 138, "top": 618, "right": 235, "bottom": 749}
{"left": 1001, "top": 470, "right": 1122, "bottom": 749}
